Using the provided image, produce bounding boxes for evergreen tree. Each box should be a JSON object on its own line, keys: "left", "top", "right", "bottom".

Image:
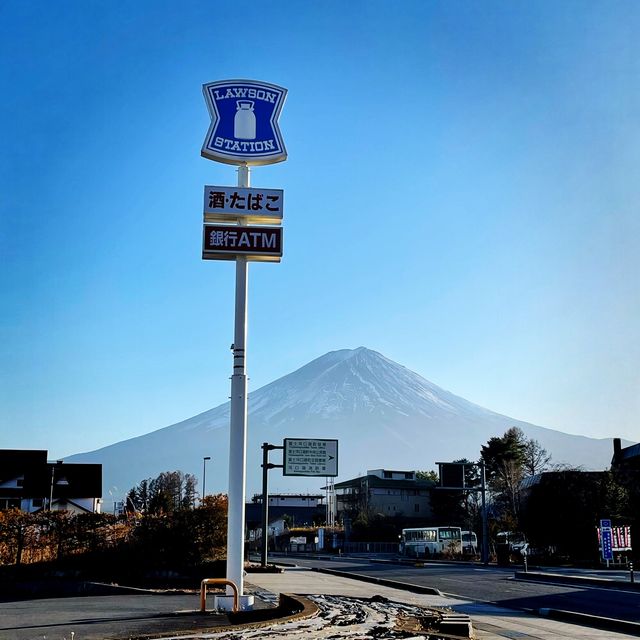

{"left": 481, "top": 427, "right": 527, "bottom": 525}
{"left": 182, "top": 474, "right": 198, "bottom": 509}
{"left": 129, "top": 470, "right": 197, "bottom": 515}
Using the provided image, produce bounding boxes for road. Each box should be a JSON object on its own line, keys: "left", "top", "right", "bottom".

{"left": 271, "top": 555, "right": 640, "bottom": 624}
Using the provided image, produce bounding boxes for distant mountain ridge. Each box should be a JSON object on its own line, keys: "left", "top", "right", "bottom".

{"left": 65, "top": 347, "right": 623, "bottom": 498}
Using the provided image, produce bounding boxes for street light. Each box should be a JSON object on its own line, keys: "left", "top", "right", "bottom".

{"left": 202, "top": 456, "right": 211, "bottom": 504}
{"left": 48, "top": 461, "right": 69, "bottom": 511}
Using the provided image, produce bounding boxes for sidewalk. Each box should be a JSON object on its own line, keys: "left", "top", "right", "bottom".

{"left": 245, "top": 565, "right": 640, "bottom": 640}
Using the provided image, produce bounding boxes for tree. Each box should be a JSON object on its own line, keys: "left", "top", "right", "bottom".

{"left": 148, "top": 483, "right": 174, "bottom": 514}
{"left": 349, "top": 511, "right": 401, "bottom": 542}
{"left": 129, "top": 471, "right": 198, "bottom": 515}
{"left": 0, "top": 509, "right": 31, "bottom": 565}
{"left": 128, "top": 479, "right": 150, "bottom": 512}
{"left": 182, "top": 474, "right": 198, "bottom": 509}
{"left": 520, "top": 469, "right": 626, "bottom": 561}
{"left": 481, "top": 427, "right": 527, "bottom": 525}
{"left": 481, "top": 429, "right": 560, "bottom": 539}
{"left": 130, "top": 493, "right": 228, "bottom": 566}
{"left": 522, "top": 438, "right": 552, "bottom": 476}
{"left": 415, "top": 470, "right": 439, "bottom": 483}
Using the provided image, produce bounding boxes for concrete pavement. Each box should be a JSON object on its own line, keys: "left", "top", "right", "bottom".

{"left": 245, "top": 565, "right": 640, "bottom": 640}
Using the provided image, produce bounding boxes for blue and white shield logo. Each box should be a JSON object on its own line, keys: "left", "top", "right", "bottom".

{"left": 201, "top": 79, "right": 287, "bottom": 166}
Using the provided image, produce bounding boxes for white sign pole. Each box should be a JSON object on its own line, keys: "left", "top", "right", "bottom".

{"left": 226, "top": 163, "right": 250, "bottom": 599}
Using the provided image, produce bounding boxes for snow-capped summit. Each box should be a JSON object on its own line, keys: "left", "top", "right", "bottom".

{"left": 66, "top": 347, "right": 619, "bottom": 496}
{"left": 249, "top": 347, "right": 489, "bottom": 422}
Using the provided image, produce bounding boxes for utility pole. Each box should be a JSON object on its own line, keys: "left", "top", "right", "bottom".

{"left": 202, "top": 456, "right": 211, "bottom": 503}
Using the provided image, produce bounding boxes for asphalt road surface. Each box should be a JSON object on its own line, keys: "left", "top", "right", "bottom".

{"left": 275, "top": 556, "right": 640, "bottom": 623}
{"left": 0, "top": 593, "right": 208, "bottom": 640}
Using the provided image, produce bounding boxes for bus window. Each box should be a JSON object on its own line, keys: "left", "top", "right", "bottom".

{"left": 439, "top": 528, "right": 461, "bottom": 541}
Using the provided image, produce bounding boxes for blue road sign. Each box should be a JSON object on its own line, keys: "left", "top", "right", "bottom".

{"left": 201, "top": 79, "right": 287, "bottom": 166}
{"left": 601, "top": 528, "right": 614, "bottom": 561}
{"left": 600, "top": 519, "right": 613, "bottom": 561}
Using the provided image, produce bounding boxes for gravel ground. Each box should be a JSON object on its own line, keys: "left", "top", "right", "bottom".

{"left": 149, "top": 595, "right": 455, "bottom": 640}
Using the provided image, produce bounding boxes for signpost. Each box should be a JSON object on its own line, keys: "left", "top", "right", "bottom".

{"left": 260, "top": 439, "right": 339, "bottom": 567}
{"left": 283, "top": 438, "right": 338, "bottom": 477}
{"left": 600, "top": 518, "right": 614, "bottom": 565}
{"left": 200, "top": 78, "right": 287, "bottom": 610}
{"left": 436, "top": 460, "right": 489, "bottom": 565}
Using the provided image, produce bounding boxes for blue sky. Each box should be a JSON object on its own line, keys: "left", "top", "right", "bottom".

{"left": 1, "top": 1, "right": 638, "bottom": 460}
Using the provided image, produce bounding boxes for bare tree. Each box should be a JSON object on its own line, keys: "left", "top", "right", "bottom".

{"left": 522, "top": 438, "right": 552, "bottom": 476}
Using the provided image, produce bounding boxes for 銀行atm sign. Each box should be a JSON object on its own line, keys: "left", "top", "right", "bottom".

{"left": 202, "top": 223, "right": 282, "bottom": 262}
{"left": 201, "top": 79, "right": 287, "bottom": 166}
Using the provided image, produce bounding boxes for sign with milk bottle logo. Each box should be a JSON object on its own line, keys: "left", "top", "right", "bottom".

{"left": 201, "top": 79, "right": 287, "bottom": 166}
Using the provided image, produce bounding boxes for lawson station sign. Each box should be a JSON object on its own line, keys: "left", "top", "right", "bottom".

{"left": 201, "top": 79, "right": 288, "bottom": 166}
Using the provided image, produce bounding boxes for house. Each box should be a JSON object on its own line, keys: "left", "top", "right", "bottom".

{"left": 245, "top": 493, "right": 326, "bottom": 544}
{"left": 0, "top": 449, "right": 47, "bottom": 511}
{"left": 0, "top": 449, "right": 102, "bottom": 514}
{"left": 612, "top": 438, "right": 640, "bottom": 470}
{"left": 334, "top": 469, "right": 434, "bottom": 520}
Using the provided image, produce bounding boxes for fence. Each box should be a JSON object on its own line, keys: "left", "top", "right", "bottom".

{"left": 343, "top": 541, "right": 399, "bottom": 554}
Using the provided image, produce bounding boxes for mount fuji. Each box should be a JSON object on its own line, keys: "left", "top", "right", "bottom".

{"left": 65, "top": 347, "right": 620, "bottom": 498}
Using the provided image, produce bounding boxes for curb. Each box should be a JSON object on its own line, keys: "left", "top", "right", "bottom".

{"left": 539, "top": 608, "right": 640, "bottom": 637}
{"left": 515, "top": 571, "right": 640, "bottom": 592}
{"left": 228, "top": 593, "right": 318, "bottom": 627}
{"left": 312, "top": 566, "right": 444, "bottom": 596}
{"left": 86, "top": 581, "right": 197, "bottom": 596}
{"left": 125, "top": 593, "right": 318, "bottom": 639}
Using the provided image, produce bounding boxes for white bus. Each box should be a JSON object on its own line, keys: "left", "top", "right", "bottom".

{"left": 400, "top": 526, "right": 462, "bottom": 558}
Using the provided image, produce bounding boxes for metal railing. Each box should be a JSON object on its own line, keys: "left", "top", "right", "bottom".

{"left": 343, "top": 541, "right": 399, "bottom": 554}
{"left": 200, "top": 578, "right": 239, "bottom": 613}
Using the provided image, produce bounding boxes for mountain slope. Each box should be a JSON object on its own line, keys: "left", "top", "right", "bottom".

{"left": 65, "top": 347, "right": 620, "bottom": 499}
